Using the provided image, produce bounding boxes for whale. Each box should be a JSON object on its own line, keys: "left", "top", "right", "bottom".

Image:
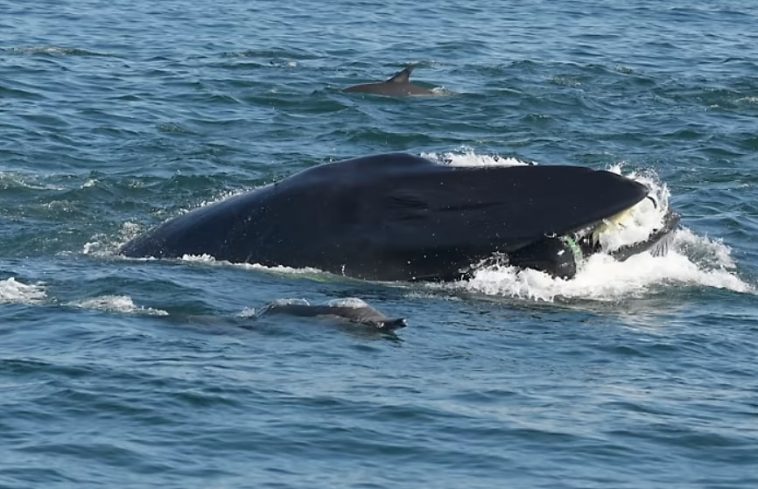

{"left": 120, "top": 153, "right": 677, "bottom": 280}
{"left": 254, "top": 298, "right": 406, "bottom": 332}
{"left": 343, "top": 66, "right": 437, "bottom": 96}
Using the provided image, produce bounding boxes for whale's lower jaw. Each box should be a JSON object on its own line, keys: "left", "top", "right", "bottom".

{"left": 504, "top": 208, "right": 680, "bottom": 279}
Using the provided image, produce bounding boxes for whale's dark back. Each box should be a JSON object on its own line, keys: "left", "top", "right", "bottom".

{"left": 121, "top": 153, "right": 648, "bottom": 281}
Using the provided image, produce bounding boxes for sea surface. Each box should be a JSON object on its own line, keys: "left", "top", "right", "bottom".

{"left": 1, "top": 1, "right": 757, "bottom": 488}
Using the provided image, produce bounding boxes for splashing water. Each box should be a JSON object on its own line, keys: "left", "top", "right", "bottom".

{"left": 423, "top": 147, "right": 533, "bottom": 167}
{"left": 327, "top": 297, "right": 370, "bottom": 308}
{"left": 70, "top": 295, "right": 169, "bottom": 316}
{"left": 459, "top": 232, "right": 751, "bottom": 302}
{"left": 0, "top": 277, "right": 47, "bottom": 304}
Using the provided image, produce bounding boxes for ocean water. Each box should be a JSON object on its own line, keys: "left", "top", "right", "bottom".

{"left": 1, "top": 0, "right": 757, "bottom": 487}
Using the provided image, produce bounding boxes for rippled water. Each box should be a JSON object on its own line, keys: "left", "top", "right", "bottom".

{"left": 2, "top": 1, "right": 757, "bottom": 488}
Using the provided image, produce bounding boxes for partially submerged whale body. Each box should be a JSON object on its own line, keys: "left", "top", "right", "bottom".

{"left": 255, "top": 298, "right": 406, "bottom": 332}
{"left": 120, "top": 153, "right": 679, "bottom": 280}
{"left": 343, "top": 66, "right": 437, "bottom": 96}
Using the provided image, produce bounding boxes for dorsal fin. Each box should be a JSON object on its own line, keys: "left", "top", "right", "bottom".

{"left": 386, "top": 66, "right": 414, "bottom": 84}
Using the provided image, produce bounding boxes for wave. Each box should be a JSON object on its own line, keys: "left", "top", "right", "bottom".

{"left": 0, "top": 171, "right": 65, "bottom": 191}
{"left": 69, "top": 295, "right": 168, "bottom": 316}
{"left": 0, "top": 278, "right": 47, "bottom": 304}
{"left": 2, "top": 46, "right": 113, "bottom": 57}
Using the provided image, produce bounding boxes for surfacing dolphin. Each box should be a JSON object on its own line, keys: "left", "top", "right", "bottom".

{"left": 343, "top": 66, "right": 438, "bottom": 96}
{"left": 255, "top": 298, "right": 406, "bottom": 332}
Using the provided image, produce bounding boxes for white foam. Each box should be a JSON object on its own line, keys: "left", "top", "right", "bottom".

{"left": 0, "top": 278, "right": 47, "bottom": 304}
{"left": 238, "top": 307, "right": 257, "bottom": 318}
{"left": 422, "top": 148, "right": 533, "bottom": 167}
{"left": 180, "top": 253, "right": 216, "bottom": 263}
{"left": 82, "top": 178, "right": 98, "bottom": 188}
{"left": 673, "top": 227, "right": 737, "bottom": 269}
{"left": 455, "top": 228, "right": 752, "bottom": 302}
{"left": 188, "top": 188, "right": 249, "bottom": 213}
{"left": 249, "top": 298, "right": 310, "bottom": 319}
{"left": 83, "top": 222, "right": 143, "bottom": 257}
{"left": 178, "top": 254, "right": 326, "bottom": 276}
{"left": 327, "top": 297, "right": 368, "bottom": 308}
{"left": 268, "top": 298, "right": 310, "bottom": 306}
{"left": 71, "top": 295, "right": 168, "bottom": 316}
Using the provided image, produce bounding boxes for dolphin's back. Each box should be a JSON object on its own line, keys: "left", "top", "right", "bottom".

{"left": 343, "top": 66, "right": 436, "bottom": 96}
{"left": 254, "top": 298, "right": 406, "bottom": 331}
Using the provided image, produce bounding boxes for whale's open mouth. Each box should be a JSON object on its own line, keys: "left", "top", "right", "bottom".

{"left": 506, "top": 196, "right": 680, "bottom": 279}
{"left": 582, "top": 197, "right": 680, "bottom": 261}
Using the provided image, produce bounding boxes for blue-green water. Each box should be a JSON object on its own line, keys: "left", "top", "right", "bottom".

{"left": 2, "top": 1, "right": 757, "bottom": 488}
